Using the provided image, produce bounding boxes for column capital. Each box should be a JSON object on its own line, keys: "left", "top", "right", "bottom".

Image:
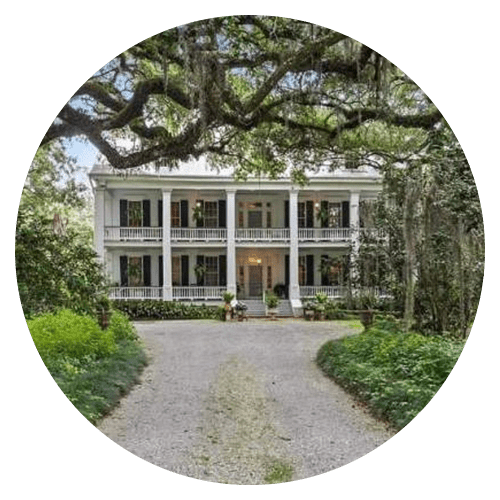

{"left": 225, "top": 188, "right": 237, "bottom": 194}
{"left": 161, "top": 188, "right": 172, "bottom": 194}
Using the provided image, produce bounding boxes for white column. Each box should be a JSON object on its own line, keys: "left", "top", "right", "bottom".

{"left": 162, "top": 189, "right": 172, "bottom": 301}
{"left": 349, "top": 191, "right": 361, "bottom": 282}
{"left": 226, "top": 189, "right": 237, "bottom": 296}
{"left": 289, "top": 189, "right": 300, "bottom": 301}
{"left": 94, "top": 183, "right": 105, "bottom": 263}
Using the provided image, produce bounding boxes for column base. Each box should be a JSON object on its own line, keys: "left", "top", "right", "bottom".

{"left": 163, "top": 286, "right": 173, "bottom": 301}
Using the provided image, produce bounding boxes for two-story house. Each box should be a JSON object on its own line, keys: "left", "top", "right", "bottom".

{"left": 89, "top": 159, "right": 382, "bottom": 315}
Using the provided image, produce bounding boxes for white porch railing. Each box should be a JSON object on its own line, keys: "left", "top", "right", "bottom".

{"left": 172, "top": 286, "right": 226, "bottom": 300}
{"left": 171, "top": 228, "right": 227, "bottom": 242}
{"left": 300, "top": 286, "right": 347, "bottom": 298}
{"left": 109, "top": 287, "right": 163, "bottom": 300}
{"left": 235, "top": 228, "right": 290, "bottom": 242}
{"left": 298, "top": 228, "right": 351, "bottom": 242}
{"left": 299, "top": 286, "right": 391, "bottom": 299}
{"left": 105, "top": 227, "right": 163, "bottom": 241}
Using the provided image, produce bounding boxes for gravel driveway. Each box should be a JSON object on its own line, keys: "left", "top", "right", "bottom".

{"left": 97, "top": 319, "right": 395, "bottom": 484}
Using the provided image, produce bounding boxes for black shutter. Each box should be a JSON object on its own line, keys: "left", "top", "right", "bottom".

{"left": 321, "top": 255, "right": 329, "bottom": 286}
{"left": 196, "top": 200, "right": 204, "bottom": 227}
{"left": 143, "top": 255, "right": 151, "bottom": 286}
{"left": 181, "top": 255, "right": 189, "bottom": 286}
{"left": 159, "top": 256, "right": 163, "bottom": 287}
{"left": 120, "top": 256, "right": 128, "bottom": 286}
{"left": 180, "top": 200, "right": 189, "bottom": 227}
{"left": 218, "top": 200, "right": 226, "bottom": 228}
{"left": 321, "top": 201, "right": 329, "bottom": 228}
{"left": 342, "top": 201, "right": 350, "bottom": 228}
{"left": 284, "top": 200, "right": 290, "bottom": 228}
{"left": 142, "top": 200, "right": 151, "bottom": 227}
{"left": 158, "top": 200, "right": 163, "bottom": 227}
{"left": 306, "top": 200, "right": 314, "bottom": 228}
{"left": 196, "top": 255, "right": 205, "bottom": 286}
{"left": 120, "top": 200, "right": 128, "bottom": 227}
{"left": 306, "top": 254, "right": 314, "bottom": 286}
{"left": 219, "top": 255, "right": 227, "bottom": 287}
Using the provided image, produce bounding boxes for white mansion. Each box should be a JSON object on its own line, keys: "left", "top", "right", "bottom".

{"left": 90, "top": 160, "right": 382, "bottom": 315}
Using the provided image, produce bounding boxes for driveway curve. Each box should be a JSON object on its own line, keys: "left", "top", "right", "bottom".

{"left": 98, "top": 319, "right": 395, "bottom": 484}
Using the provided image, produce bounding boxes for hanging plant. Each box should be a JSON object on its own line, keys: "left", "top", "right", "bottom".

{"left": 194, "top": 263, "right": 207, "bottom": 279}
{"left": 316, "top": 206, "right": 330, "bottom": 227}
{"left": 192, "top": 203, "right": 204, "bottom": 223}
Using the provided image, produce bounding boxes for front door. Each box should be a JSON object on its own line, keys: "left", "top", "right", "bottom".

{"left": 248, "top": 266, "right": 263, "bottom": 297}
{"left": 248, "top": 211, "right": 263, "bottom": 228}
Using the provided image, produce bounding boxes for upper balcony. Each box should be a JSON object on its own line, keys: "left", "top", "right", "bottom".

{"left": 298, "top": 228, "right": 351, "bottom": 243}
{"left": 235, "top": 228, "right": 290, "bottom": 244}
{"left": 104, "top": 226, "right": 163, "bottom": 243}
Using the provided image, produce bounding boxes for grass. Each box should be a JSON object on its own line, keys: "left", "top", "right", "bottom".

{"left": 49, "top": 338, "right": 148, "bottom": 424}
{"left": 264, "top": 460, "right": 294, "bottom": 484}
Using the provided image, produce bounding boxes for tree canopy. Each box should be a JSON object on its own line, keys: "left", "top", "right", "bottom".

{"left": 42, "top": 16, "right": 443, "bottom": 176}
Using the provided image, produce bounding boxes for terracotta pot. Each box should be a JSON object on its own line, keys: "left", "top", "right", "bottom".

{"left": 360, "top": 310, "right": 374, "bottom": 329}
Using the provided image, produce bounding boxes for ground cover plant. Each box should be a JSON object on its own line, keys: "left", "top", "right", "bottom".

{"left": 112, "top": 300, "right": 224, "bottom": 320}
{"left": 316, "top": 319, "right": 464, "bottom": 429}
{"left": 28, "top": 309, "right": 147, "bottom": 424}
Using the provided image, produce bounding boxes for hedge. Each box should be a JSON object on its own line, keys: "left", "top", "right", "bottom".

{"left": 112, "top": 300, "right": 225, "bottom": 320}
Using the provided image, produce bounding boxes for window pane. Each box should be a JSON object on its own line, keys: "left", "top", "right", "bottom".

{"left": 171, "top": 202, "right": 180, "bottom": 227}
{"left": 204, "top": 201, "right": 218, "bottom": 228}
{"left": 128, "top": 256, "right": 142, "bottom": 286}
{"left": 205, "top": 256, "right": 219, "bottom": 286}
{"left": 128, "top": 201, "right": 142, "bottom": 227}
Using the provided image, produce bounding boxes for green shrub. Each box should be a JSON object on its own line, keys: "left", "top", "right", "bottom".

{"left": 316, "top": 320, "right": 464, "bottom": 429}
{"left": 112, "top": 300, "right": 223, "bottom": 320}
{"left": 108, "top": 310, "right": 138, "bottom": 341}
{"left": 51, "top": 337, "right": 147, "bottom": 424}
{"left": 28, "top": 309, "right": 116, "bottom": 363}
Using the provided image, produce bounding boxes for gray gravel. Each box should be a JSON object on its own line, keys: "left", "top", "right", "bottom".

{"left": 97, "top": 319, "right": 395, "bottom": 484}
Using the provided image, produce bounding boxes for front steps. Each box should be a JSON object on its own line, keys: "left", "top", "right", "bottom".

{"left": 238, "top": 299, "right": 294, "bottom": 317}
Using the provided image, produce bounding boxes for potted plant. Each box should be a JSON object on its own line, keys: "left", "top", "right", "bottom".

{"left": 273, "top": 283, "right": 287, "bottom": 298}
{"left": 222, "top": 291, "right": 235, "bottom": 321}
{"left": 194, "top": 263, "right": 207, "bottom": 283}
{"left": 313, "top": 292, "right": 329, "bottom": 321}
{"left": 192, "top": 203, "right": 204, "bottom": 224}
{"left": 265, "top": 292, "right": 280, "bottom": 320}
{"left": 316, "top": 206, "right": 330, "bottom": 227}
{"left": 358, "top": 290, "right": 376, "bottom": 330}
{"left": 234, "top": 301, "right": 248, "bottom": 321}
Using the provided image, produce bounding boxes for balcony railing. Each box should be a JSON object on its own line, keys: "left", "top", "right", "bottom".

{"left": 298, "top": 228, "right": 351, "bottom": 242}
{"left": 300, "top": 286, "right": 391, "bottom": 299}
{"left": 105, "top": 227, "right": 163, "bottom": 241}
{"left": 235, "top": 228, "right": 290, "bottom": 242}
{"left": 109, "top": 287, "right": 163, "bottom": 300}
{"left": 172, "top": 286, "right": 226, "bottom": 300}
{"left": 171, "top": 228, "right": 227, "bottom": 242}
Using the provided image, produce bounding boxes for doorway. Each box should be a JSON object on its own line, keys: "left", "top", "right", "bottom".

{"left": 248, "top": 266, "right": 263, "bottom": 297}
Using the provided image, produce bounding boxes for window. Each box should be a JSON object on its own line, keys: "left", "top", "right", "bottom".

{"left": 298, "top": 202, "right": 306, "bottom": 228}
{"left": 171, "top": 202, "right": 180, "bottom": 227}
{"left": 172, "top": 256, "right": 181, "bottom": 286}
{"left": 204, "top": 256, "right": 219, "bottom": 286}
{"left": 328, "top": 202, "right": 342, "bottom": 228}
{"left": 204, "top": 201, "right": 218, "bottom": 228}
{"left": 128, "top": 201, "right": 142, "bottom": 227}
{"left": 299, "top": 256, "right": 306, "bottom": 286}
{"left": 266, "top": 211, "right": 272, "bottom": 228}
{"left": 128, "top": 256, "right": 142, "bottom": 286}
